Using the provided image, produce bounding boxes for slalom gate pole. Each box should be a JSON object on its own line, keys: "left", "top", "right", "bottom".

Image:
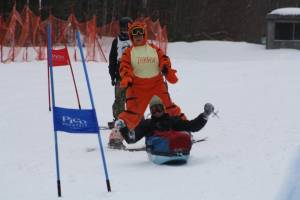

{"left": 47, "top": 59, "right": 51, "bottom": 111}
{"left": 76, "top": 30, "right": 111, "bottom": 192}
{"left": 95, "top": 39, "right": 107, "bottom": 62}
{"left": 47, "top": 23, "right": 62, "bottom": 197}
{"left": 69, "top": 62, "right": 82, "bottom": 109}
{"left": 47, "top": 33, "right": 51, "bottom": 111}
{"left": 65, "top": 45, "right": 81, "bottom": 110}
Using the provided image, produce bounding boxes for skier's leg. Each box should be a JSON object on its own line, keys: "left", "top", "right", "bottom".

{"left": 112, "top": 85, "right": 118, "bottom": 119}
{"left": 108, "top": 83, "right": 127, "bottom": 148}
{"left": 118, "top": 86, "right": 149, "bottom": 129}
{"left": 112, "top": 83, "right": 126, "bottom": 119}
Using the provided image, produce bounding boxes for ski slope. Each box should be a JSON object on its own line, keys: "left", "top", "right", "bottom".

{"left": 0, "top": 41, "right": 300, "bottom": 200}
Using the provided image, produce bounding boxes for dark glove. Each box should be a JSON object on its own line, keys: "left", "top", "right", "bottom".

{"left": 203, "top": 103, "right": 214, "bottom": 118}
{"left": 110, "top": 74, "right": 116, "bottom": 86}
{"left": 162, "top": 65, "right": 168, "bottom": 75}
{"left": 111, "top": 79, "right": 116, "bottom": 86}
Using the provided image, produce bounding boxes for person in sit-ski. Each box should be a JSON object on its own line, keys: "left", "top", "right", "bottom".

{"left": 115, "top": 96, "right": 214, "bottom": 144}
{"left": 108, "top": 21, "right": 186, "bottom": 149}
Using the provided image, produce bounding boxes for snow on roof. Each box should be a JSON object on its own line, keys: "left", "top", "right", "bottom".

{"left": 270, "top": 7, "right": 300, "bottom": 16}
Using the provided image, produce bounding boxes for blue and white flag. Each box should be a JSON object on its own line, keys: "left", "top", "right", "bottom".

{"left": 53, "top": 107, "right": 99, "bottom": 133}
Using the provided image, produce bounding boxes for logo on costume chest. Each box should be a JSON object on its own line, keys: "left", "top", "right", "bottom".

{"left": 137, "top": 56, "right": 156, "bottom": 64}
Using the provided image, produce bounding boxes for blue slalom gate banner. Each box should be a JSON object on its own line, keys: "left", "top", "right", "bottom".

{"left": 47, "top": 23, "right": 111, "bottom": 197}
{"left": 53, "top": 107, "right": 99, "bottom": 133}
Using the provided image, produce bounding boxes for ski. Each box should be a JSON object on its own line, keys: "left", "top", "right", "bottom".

{"left": 124, "top": 137, "right": 208, "bottom": 152}
{"left": 99, "top": 121, "right": 115, "bottom": 130}
{"left": 99, "top": 126, "right": 111, "bottom": 130}
{"left": 105, "top": 145, "right": 146, "bottom": 151}
{"left": 90, "top": 136, "right": 208, "bottom": 153}
{"left": 124, "top": 146, "right": 146, "bottom": 152}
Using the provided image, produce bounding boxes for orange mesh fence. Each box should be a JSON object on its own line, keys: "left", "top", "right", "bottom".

{"left": 32, "top": 15, "right": 47, "bottom": 60}
{"left": 0, "top": 15, "right": 6, "bottom": 62}
{"left": 2, "top": 5, "right": 23, "bottom": 62}
{"left": 144, "top": 17, "right": 168, "bottom": 54}
{"left": 0, "top": 5, "right": 168, "bottom": 63}
{"left": 99, "top": 19, "right": 119, "bottom": 37}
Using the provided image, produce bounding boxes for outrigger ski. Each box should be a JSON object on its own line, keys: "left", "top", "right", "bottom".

{"left": 192, "top": 136, "right": 208, "bottom": 143}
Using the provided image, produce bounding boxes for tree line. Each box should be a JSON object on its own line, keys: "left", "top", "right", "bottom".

{"left": 1, "top": 0, "right": 300, "bottom": 42}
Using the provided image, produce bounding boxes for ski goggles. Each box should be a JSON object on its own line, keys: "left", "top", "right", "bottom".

{"left": 131, "top": 27, "right": 145, "bottom": 36}
{"left": 150, "top": 104, "right": 164, "bottom": 114}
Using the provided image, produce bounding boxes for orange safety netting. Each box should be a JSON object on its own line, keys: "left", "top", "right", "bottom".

{"left": 144, "top": 17, "right": 168, "bottom": 54}
{"left": 0, "top": 15, "right": 6, "bottom": 62}
{"left": 0, "top": 5, "right": 168, "bottom": 63}
{"left": 1, "top": 5, "right": 23, "bottom": 62}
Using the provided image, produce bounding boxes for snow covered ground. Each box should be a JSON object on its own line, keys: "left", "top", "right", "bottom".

{"left": 0, "top": 41, "right": 300, "bottom": 200}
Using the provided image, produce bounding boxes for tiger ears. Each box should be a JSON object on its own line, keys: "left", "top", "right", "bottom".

{"left": 128, "top": 22, "right": 147, "bottom": 31}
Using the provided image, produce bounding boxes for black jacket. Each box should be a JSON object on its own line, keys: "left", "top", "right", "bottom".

{"left": 108, "top": 38, "right": 119, "bottom": 81}
{"left": 121, "top": 113, "right": 208, "bottom": 144}
{"left": 108, "top": 34, "right": 131, "bottom": 82}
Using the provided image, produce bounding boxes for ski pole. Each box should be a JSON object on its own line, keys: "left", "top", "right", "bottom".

{"left": 212, "top": 110, "right": 220, "bottom": 118}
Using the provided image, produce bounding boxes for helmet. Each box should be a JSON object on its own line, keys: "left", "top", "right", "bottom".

{"left": 119, "top": 17, "right": 133, "bottom": 29}
{"left": 128, "top": 21, "right": 148, "bottom": 45}
{"left": 150, "top": 96, "right": 163, "bottom": 107}
{"left": 149, "top": 96, "right": 165, "bottom": 114}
